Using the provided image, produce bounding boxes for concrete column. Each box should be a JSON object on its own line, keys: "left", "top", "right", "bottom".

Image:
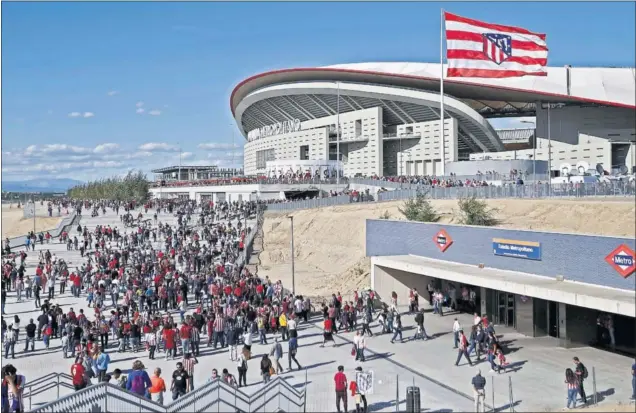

{"left": 480, "top": 287, "right": 487, "bottom": 317}
{"left": 558, "top": 302, "right": 570, "bottom": 348}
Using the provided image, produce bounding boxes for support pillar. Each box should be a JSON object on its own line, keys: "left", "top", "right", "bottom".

{"left": 480, "top": 287, "right": 487, "bottom": 317}
{"left": 558, "top": 302, "right": 571, "bottom": 348}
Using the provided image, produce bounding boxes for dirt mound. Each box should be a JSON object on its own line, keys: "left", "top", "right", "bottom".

{"left": 257, "top": 198, "right": 635, "bottom": 302}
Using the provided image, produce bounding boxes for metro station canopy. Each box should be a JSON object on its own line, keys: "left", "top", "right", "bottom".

{"left": 231, "top": 62, "right": 635, "bottom": 152}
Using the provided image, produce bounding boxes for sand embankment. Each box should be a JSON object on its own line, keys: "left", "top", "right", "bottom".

{"left": 258, "top": 198, "right": 636, "bottom": 302}
{"left": 1, "top": 204, "right": 64, "bottom": 239}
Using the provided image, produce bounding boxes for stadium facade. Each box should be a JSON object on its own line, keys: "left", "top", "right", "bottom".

{"left": 232, "top": 63, "right": 636, "bottom": 178}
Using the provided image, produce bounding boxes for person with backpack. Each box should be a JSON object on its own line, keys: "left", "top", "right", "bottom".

{"left": 573, "top": 357, "right": 588, "bottom": 405}
{"left": 126, "top": 360, "right": 152, "bottom": 398}
{"left": 236, "top": 349, "right": 248, "bottom": 387}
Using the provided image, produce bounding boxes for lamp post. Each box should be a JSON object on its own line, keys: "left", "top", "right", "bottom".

{"left": 520, "top": 120, "right": 537, "bottom": 182}
{"left": 288, "top": 216, "right": 296, "bottom": 296}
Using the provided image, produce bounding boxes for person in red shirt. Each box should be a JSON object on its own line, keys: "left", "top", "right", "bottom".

{"left": 334, "top": 365, "right": 348, "bottom": 413}
{"left": 71, "top": 358, "right": 87, "bottom": 390}
{"left": 163, "top": 326, "right": 176, "bottom": 360}
{"left": 322, "top": 318, "right": 335, "bottom": 347}
{"left": 223, "top": 285, "right": 232, "bottom": 297}
{"left": 179, "top": 323, "right": 192, "bottom": 356}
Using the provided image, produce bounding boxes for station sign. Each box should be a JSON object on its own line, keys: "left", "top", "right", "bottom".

{"left": 605, "top": 244, "right": 635, "bottom": 278}
{"left": 433, "top": 229, "right": 453, "bottom": 252}
{"left": 247, "top": 119, "right": 302, "bottom": 141}
{"left": 492, "top": 238, "right": 542, "bottom": 261}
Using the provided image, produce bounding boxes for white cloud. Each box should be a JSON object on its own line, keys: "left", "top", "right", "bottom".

{"left": 180, "top": 152, "right": 195, "bottom": 160}
{"left": 198, "top": 142, "right": 240, "bottom": 150}
{"left": 136, "top": 108, "right": 145, "bottom": 114}
{"left": 68, "top": 112, "right": 81, "bottom": 118}
{"left": 68, "top": 111, "right": 94, "bottom": 118}
{"left": 83, "top": 112, "right": 95, "bottom": 118}
{"left": 136, "top": 101, "right": 144, "bottom": 108}
{"left": 93, "top": 143, "right": 120, "bottom": 153}
{"left": 138, "top": 142, "right": 179, "bottom": 152}
{"left": 107, "top": 90, "right": 119, "bottom": 96}
{"left": 148, "top": 110, "right": 161, "bottom": 116}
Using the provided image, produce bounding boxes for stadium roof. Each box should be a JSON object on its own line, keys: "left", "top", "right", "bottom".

{"left": 231, "top": 63, "right": 635, "bottom": 152}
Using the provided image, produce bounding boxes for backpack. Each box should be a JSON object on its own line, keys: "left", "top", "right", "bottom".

{"left": 581, "top": 364, "right": 588, "bottom": 379}
{"left": 130, "top": 373, "right": 145, "bottom": 394}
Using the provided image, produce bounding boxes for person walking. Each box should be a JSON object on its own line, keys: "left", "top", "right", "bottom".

{"left": 452, "top": 318, "right": 462, "bottom": 349}
{"left": 353, "top": 331, "right": 366, "bottom": 362}
{"left": 170, "top": 362, "right": 190, "bottom": 400}
{"left": 471, "top": 369, "right": 486, "bottom": 413}
{"left": 269, "top": 337, "right": 284, "bottom": 374}
{"left": 334, "top": 365, "right": 348, "bottom": 413}
{"left": 236, "top": 349, "right": 248, "bottom": 387}
{"left": 288, "top": 335, "right": 302, "bottom": 371}
{"left": 94, "top": 347, "right": 111, "bottom": 382}
{"left": 126, "top": 360, "right": 152, "bottom": 398}
{"left": 631, "top": 359, "right": 636, "bottom": 400}
{"left": 573, "top": 357, "right": 588, "bottom": 405}
{"left": 149, "top": 368, "right": 167, "bottom": 405}
{"left": 182, "top": 353, "right": 198, "bottom": 391}
{"left": 260, "top": 354, "right": 273, "bottom": 384}
{"left": 455, "top": 330, "right": 474, "bottom": 367}
{"left": 389, "top": 313, "right": 403, "bottom": 344}
{"left": 565, "top": 368, "right": 579, "bottom": 409}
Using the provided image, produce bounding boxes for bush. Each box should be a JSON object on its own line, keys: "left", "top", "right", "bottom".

{"left": 457, "top": 196, "right": 498, "bottom": 226}
{"left": 398, "top": 191, "right": 439, "bottom": 222}
{"left": 378, "top": 210, "right": 392, "bottom": 220}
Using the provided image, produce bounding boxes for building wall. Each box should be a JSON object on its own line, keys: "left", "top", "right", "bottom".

{"left": 366, "top": 220, "right": 635, "bottom": 291}
{"left": 535, "top": 105, "right": 636, "bottom": 146}
{"left": 392, "top": 118, "right": 459, "bottom": 176}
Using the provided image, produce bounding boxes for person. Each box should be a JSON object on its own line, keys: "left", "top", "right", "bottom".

{"left": 452, "top": 318, "right": 462, "bottom": 348}
{"left": 269, "top": 337, "right": 284, "bottom": 374}
{"left": 573, "top": 357, "right": 588, "bottom": 405}
{"left": 236, "top": 349, "right": 248, "bottom": 387}
{"left": 171, "top": 362, "right": 190, "bottom": 400}
{"left": 349, "top": 366, "right": 368, "bottom": 413}
{"left": 334, "top": 365, "right": 348, "bottom": 413}
{"left": 390, "top": 313, "right": 403, "bottom": 344}
{"left": 182, "top": 353, "right": 198, "bottom": 391}
{"left": 322, "top": 317, "right": 336, "bottom": 347}
{"left": 288, "top": 336, "right": 302, "bottom": 371}
{"left": 149, "top": 368, "right": 166, "bottom": 405}
{"left": 94, "top": 347, "right": 111, "bottom": 382}
{"left": 565, "top": 368, "right": 579, "bottom": 409}
{"left": 221, "top": 368, "right": 237, "bottom": 388}
{"left": 455, "top": 330, "right": 473, "bottom": 367}
{"left": 126, "top": 360, "right": 152, "bottom": 398}
{"left": 631, "top": 359, "right": 636, "bottom": 400}
{"left": 471, "top": 369, "right": 486, "bottom": 413}
{"left": 260, "top": 354, "right": 273, "bottom": 384}
{"left": 1, "top": 364, "right": 25, "bottom": 413}
{"left": 353, "top": 331, "right": 366, "bottom": 362}
{"left": 112, "top": 369, "right": 127, "bottom": 389}
{"left": 70, "top": 357, "right": 87, "bottom": 391}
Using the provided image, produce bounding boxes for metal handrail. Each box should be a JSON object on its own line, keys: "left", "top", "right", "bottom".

{"left": 5, "top": 211, "right": 79, "bottom": 249}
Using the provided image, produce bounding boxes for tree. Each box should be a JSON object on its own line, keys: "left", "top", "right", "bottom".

{"left": 67, "top": 170, "right": 150, "bottom": 202}
{"left": 457, "top": 196, "right": 498, "bottom": 226}
{"left": 398, "top": 191, "right": 439, "bottom": 222}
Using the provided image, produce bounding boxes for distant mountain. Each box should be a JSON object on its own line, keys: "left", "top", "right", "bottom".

{"left": 1, "top": 179, "right": 84, "bottom": 193}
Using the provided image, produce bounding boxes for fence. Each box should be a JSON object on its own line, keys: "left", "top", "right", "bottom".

{"left": 376, "top": 181, "right": 635, "bottom": 202}
{"left": 5, "top": 211, "right": 79, "bottom": 250}
{"left": 264, "top": 195, "right": 367, "bottom": 212}
{"left": 30, "top": 376, "right": 306, "bottom": 413}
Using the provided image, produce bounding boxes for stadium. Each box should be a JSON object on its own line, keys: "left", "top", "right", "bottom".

{"left": 232, "top": 62, "right": 636, "bottom": 179}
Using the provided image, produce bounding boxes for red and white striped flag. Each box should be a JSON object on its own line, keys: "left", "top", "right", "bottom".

{"left": 444, "top": 12, "right": 548, "bottom": 78}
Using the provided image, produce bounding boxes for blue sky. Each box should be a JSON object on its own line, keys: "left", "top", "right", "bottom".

{"left": 2, "top": 1, "right": 634, "bottom": 181}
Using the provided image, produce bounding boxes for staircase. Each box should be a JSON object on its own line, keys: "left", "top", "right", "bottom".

{"left": 28, "top": 374, "right": 306, "bottom": 413}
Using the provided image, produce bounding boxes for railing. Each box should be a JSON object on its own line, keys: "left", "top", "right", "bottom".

{"left": 150, "top": 177, "right": 348, "bottom": 188}
{"left": 376, "top": 181, "right": 636, "bottom": 201}
{"left": 5, "top": 211, "right": 79, "bottom": 249}
{"left": 24, "top": 372, "right": 75, "bottom": 411}
{"left": 264, "top": 194, "right": 373, "bottom": 212}
{"left": 31, "top": 376, "right": 306, "bottom": 413}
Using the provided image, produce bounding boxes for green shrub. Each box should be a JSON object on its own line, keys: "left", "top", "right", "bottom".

{"left": 398, "top": 192, "right": 439, "bottom": 222}
{"left": 457, "top": 196, "right": 498, "bottom": 226}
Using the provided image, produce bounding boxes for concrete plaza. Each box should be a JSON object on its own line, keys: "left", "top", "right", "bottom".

{"left": 2, "top": 210, "right": 634, "bottom": 412}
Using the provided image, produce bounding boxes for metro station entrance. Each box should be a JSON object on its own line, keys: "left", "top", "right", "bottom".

{"left": 486, "top": 289, "right": 516, "bottom": 328}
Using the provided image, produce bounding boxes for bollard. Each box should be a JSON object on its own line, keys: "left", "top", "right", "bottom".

{"left": 592, "top": 366, "right": 598, "bottom": 406}
{"left": 508, "top": 376, "right": 515, "bottom": 413}
{"left": 491, "top": 376, "right": 495, "bottom": 413}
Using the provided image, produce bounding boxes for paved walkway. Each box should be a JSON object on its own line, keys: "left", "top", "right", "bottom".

{"left": 2, "top": 210, "right": 634, "bottom": 412}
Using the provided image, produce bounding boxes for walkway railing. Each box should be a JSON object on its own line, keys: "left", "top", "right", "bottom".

{"left": 30, "top": 376, "right": 306, "bottom": 413}
{"left": 5, "top": 211, "right": 79, "bottom": 249}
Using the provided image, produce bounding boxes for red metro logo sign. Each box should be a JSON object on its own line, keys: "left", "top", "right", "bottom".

{"left": 605, "top": 244, "right": 635, "bottom": 279}
{"left": 433, "top": 229, "right": 453, "bottom": 252}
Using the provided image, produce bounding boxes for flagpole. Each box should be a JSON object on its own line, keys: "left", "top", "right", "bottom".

{"left": 440, "top": 8, "right": 446, "bottom": 177}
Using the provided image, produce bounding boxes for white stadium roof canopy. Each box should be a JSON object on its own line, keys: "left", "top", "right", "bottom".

{"left": 231, "top": 62, "right": 636, "bottom": 152}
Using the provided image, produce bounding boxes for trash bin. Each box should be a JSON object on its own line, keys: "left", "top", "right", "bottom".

{"left": 406, "top": 386, "right": 420, "bottom": 413}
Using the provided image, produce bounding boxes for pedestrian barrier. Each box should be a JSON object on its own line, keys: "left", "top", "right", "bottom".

{"left": 5, "top": 211, "right": 79, "bottom": 250}
{"left": 30, "top": 376, "right": 306, "bottom": 413}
